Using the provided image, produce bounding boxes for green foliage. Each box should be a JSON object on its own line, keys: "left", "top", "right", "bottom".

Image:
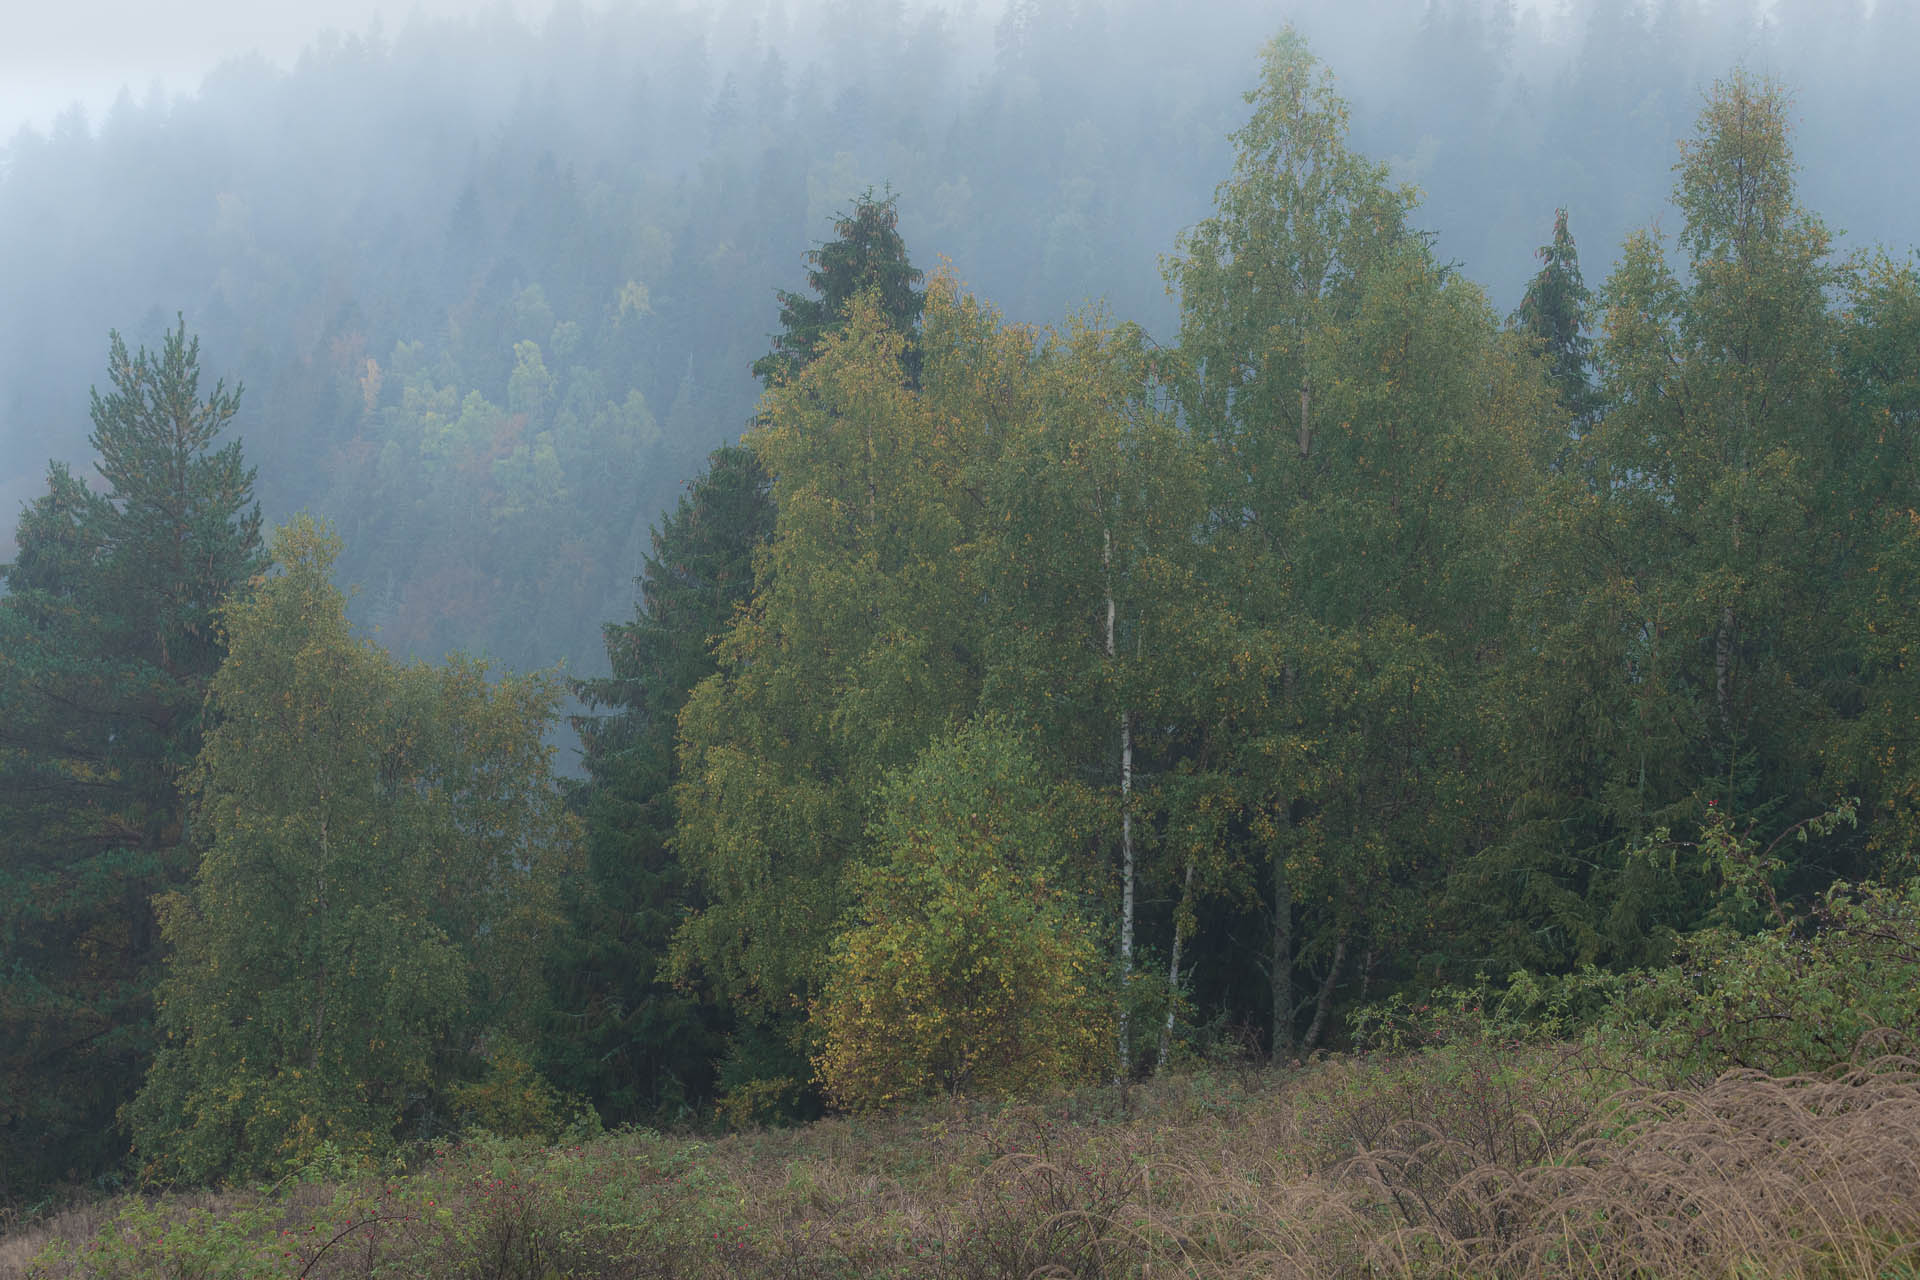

{"left": 1455, "top": 70, "right": 1882, "bottom": 974}
{"left": 450, "top": 1041, "right": 600, "bottom": 1144}
{"left": 22, "top": 22, "right": 1920, "bottom": 1198}
{"left": 562, "top": 194, "right": 924, "bottom": 1127}
{"left": 1592, "top": 879, "right": 1920, "bottom": 1083}
{"left": 0, "top": 321, "right": 262, "bottom": 1202}
{"left": 1589, "top": 803, "right": 1920, "bottom": 1084}
{"left": 750, "top": 188, "right": 926, "bottom": 390}
{"left": 1165, "top": 28, "right": 1541, "bottom": 1050}
{"left": 1165, "top": 24, "right": 1416, "bottom": 486}
{"left": 125, "top": 517, "right": 581, "bottom": 1184}
{"left": 550, "top": 445, "right": 772, "bottom": 1126}
{"left": 1512, "top": 208, "right": 1600, "bottom": 424}
{"left": 813, "top": 721, "right": 1110, "bottom": 1109}
{"left": 1404, "top": 804, "right": 1918, "bottom": 1087}
{"left": 958, "top": 288, "right": 1212, "bottom": 1065}
{"left": 1833, "top": 259, "right": 1920, "bottom": 874}
{"left": 678, "top": 275, "right": 1218, "bottom": 1102}
{"left": 673, "top": 288, "right": 983, "bottom": 1024}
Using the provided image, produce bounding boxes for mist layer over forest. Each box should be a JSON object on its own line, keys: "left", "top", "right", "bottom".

{"left": 4, "top": 0, "right": 1915, "bottom": 682}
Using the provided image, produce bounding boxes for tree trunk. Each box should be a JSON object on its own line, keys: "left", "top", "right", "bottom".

{"left": 1302, "top": 934, "right": 1347, "bottom": 1053}
{"left": 1271, "top": 848, "right": 1293, "bottom": 1059}
{"left": 1715, "top": 604, "right": 1736, "bottom": 738}
{"left": 1119, "top": 707, "right": 1134, "bottom": 1073}
{"left": 1106, "top": 526, "right": 1135, "bottom": 1077}
{"left": 311, "top": 810, "right": 330, "bottom": 1072}
{"left": 1157, "top": 860, "right": 1196, "bottom": 1070}
{"left": 1298, "top": 381, "right": 1312, "bottom": 459}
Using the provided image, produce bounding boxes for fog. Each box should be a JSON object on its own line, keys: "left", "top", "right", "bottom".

{"left": 1, "top": 0, "right": 563, "bottom": 136}
{"left": 3, "top": 0, "right": 1915, "bottom": 688}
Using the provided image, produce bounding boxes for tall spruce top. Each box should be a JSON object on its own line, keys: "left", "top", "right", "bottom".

{"left": 753, "top": 189, "right": 926, "bottom": 391}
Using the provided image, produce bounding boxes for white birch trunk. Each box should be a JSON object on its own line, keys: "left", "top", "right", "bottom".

{"left": 1107, "top": 526, "right": 1135, "bottom": 1077}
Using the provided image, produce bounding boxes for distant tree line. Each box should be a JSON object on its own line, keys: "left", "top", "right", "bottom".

{"left": 6, "top": 0, "right": 1918, "bottom": 681}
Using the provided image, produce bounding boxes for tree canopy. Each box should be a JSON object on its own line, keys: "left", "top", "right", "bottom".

{"left": 127, "top": 517, "right": 578, "bottom": 1184}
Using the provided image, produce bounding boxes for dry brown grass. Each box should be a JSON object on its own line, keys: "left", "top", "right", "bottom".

{"left": 6, "top": 1049, "right": 1918, "bottom": 1278}
{"left": 1477, "top": 1055, "right": 1920, "bottom": 1278}
{"left": 0, "top": 1203, "right": 108, "bottom": 1279}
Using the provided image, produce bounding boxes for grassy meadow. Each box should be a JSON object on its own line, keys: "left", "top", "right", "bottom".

{"left": 7, "top": 1029, "right": 1917, "bottom": 1280}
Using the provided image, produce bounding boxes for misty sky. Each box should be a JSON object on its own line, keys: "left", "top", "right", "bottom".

{"left": 2, "top": 0, "right": 1595, "bottom": 142}
{"left": 2, "top": 0, "right": 556, "bottom": 138}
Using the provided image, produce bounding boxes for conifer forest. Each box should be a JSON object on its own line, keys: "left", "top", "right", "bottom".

{"left": 5, "top": 1, "right": 1920, "bottom": 1274}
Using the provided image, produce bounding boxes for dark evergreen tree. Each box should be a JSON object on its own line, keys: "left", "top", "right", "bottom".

{"left": 550, "top": 445, "right": 773, "bottom": 1123}
{"left": 1513, "top": 208, "right": 1600, "bottom": 425}
{"left": 0, "top": 320, "right": 261, "bottom": 1201}
{"left": 751, "top": 188, "right": 926, "bottom": 390}
{"left": 556, "top": 194, "right": 926, "bottom": 1123}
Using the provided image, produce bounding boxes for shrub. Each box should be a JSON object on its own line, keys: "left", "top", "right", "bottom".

{"left": 813, "top": 722, "right": 1111, "bottom": 1110}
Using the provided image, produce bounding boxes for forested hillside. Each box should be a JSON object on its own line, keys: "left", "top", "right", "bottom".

{"left": 5, "top": 0, "right": 1920, "bottom": 1245}
{"left": 4, "top": 0, "right": 1919, "bottom": 676}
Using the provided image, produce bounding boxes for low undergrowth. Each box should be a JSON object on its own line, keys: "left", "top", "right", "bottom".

{"left": 7, "top": 1037, "right": 1918, "bottom": 1279}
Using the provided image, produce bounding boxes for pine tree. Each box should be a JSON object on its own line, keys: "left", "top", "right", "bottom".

{"left": 0, "top": 319, "right": 262, "bottom": 1200}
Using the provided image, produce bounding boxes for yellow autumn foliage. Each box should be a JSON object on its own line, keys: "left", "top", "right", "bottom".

{"left": 813, "top": 721, "right": 1110, "bottom": 1109}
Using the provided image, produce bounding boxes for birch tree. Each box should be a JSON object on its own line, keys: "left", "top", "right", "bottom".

{"left": 813, "top": 721, "right": 1107, "bottom": 1108}
{"left": 672, "top": 286, "right": 1012, "bottom": 1113}
{"left": 973, "top": 311, "right": 1212, "bottom": 1075}
{"left": 127, "top": 518, "right": 579, "bottom": 1183}
{"left": 1164, "top": 29, "right": 1522, "bottom": 1051}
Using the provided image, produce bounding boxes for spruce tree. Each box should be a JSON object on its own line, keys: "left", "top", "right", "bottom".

{"left": 751, "top": 188, "right": 926, "bottom": 389}
{"left": 550, "top": 445, "right": 773, "bottom": 1123}
{"left": 557, "top": 193, "right": 923, "bottom": 1124}
{"left": 1514, "top": 208, "right": 1600, "bottom": 426}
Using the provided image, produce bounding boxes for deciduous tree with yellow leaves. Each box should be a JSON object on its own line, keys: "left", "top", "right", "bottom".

{"left": 813, "top": 720, "right": 1108, "bottom": 1109}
